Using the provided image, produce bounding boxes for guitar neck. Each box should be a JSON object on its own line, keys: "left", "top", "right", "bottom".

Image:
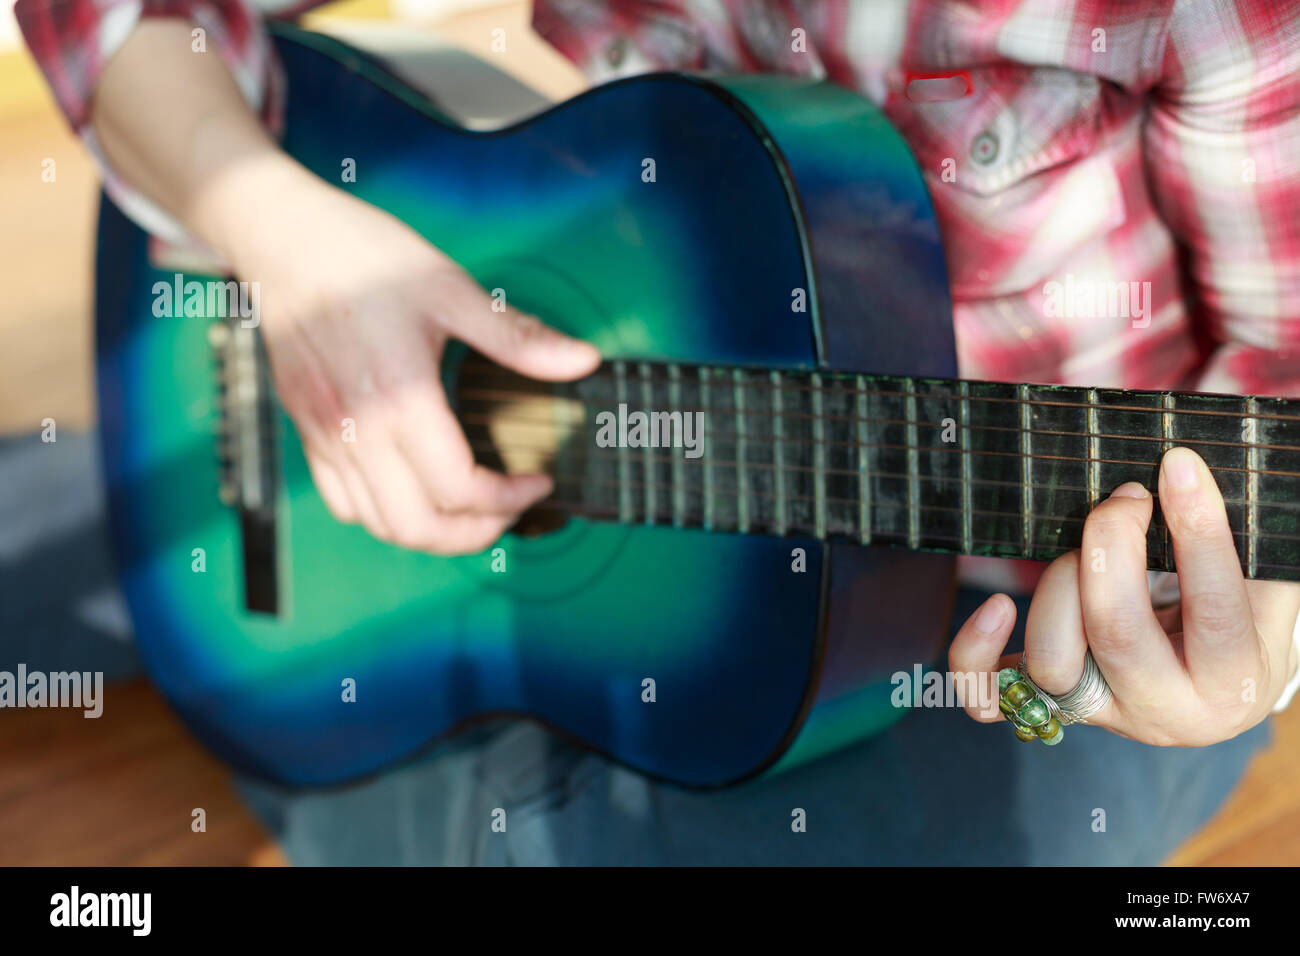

{"left": 457, "top": 358, "right": 1300, "bottom": 582}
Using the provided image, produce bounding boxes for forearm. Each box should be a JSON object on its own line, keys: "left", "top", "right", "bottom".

{"left": 91, "top": 18, "right": 315, "bottom": 259}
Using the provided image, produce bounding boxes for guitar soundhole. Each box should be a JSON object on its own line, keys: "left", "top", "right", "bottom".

{"left": 467, "top": 423, "right": 570, "bottom": 537}
{"left": 456, "top": 351, "right": 589, "bottom": 537}
{"left": 511, "top": 508, "right": 569, "bottom": 537}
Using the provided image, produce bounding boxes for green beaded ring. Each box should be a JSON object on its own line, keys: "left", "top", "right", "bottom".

{"left": 996, "top": 668, "right": 1064, "bottom": 746}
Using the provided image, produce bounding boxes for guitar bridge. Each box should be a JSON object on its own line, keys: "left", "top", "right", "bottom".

{"left": 210, "top": 318, "right": 280, "bottom": 616}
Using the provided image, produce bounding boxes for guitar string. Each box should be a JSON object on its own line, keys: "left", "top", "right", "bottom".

{"left": 461, "top": 436, "right": 1300, "bottom": 515}
{"left": 506, "top": 468, "right": 1300, "bottom": 547}
{"left": 454, "top": 395, "right": 1300, "bottom": 458}
{"left": 229, "top": 415, "right": 1300, "bottom": 482}
{"left": 520, "top": 496, "right": 1300, "bottom": 574}
{"left": 222, "top": 426, "right": 1300, "bottom": 512}
{"left": 454, "top": 363, "right": 1300, "bottom": 424}
{"left": 456, "top": 411, "right": 1300, "bottom": 481}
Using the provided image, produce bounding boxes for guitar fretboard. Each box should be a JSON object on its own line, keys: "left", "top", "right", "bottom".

{"left": 456, "top": 360, "right": 1300, "bottom": 582}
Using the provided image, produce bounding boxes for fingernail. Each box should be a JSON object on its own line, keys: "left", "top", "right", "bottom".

{"left": 1163, "top": 447, "right": 1200, "bottom": 491}
{"left": 973, "top": 596, "right": 1008, "bottom": 634}
{"left": 1109, "top": 481, "right": 1149, "bottom": 499}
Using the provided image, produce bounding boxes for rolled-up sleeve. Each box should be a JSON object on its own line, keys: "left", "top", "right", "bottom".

{"left": 15, "top": 0, "right": 322, "bottom": 240}
{"left": 532, "top": 0, "right": 773, "bottom": 81}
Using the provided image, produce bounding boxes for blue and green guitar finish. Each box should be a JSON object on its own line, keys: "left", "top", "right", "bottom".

{"left": 94, "top": 25, "right": 957, "bottom": 787}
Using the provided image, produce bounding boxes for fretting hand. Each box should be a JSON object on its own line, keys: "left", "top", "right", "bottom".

{"left": 950, "top": 447, "right": 1300, "bottom": 745}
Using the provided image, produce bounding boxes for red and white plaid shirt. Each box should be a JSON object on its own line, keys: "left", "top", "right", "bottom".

{"left": 15, "top": 0, "right": 1300, "bottom": 617}
{"left": 17, "top": 0, "right": 1300, "bottom": 398}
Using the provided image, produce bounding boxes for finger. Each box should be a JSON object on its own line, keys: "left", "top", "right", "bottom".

{"left": 948, "top": 593, "right": 1018, "bottom": 722}
{"left": 343, "top": 413, "right": 462, "bottom": 551}
{"left": 264, "top": 323, "right": 350, "bottom": 440}
{"left": 1023, "top": 556, "right": 1123, "bottom": 735}
{"left": 265, "top": 331, "right": 373, "bottom": 526}
{"left": 352, "top": 433, "right": 518, "bottom": 555}
{"left": 1158, "top": 447, "right": 1262, "bottom": 702}
{"left": 273, "top": 345, "right": 384, "bottom": 535}
{"left": 1078, "top": 482, "right": 1183, "bottom": 702}
{"left": 392, "top": 382, "right": 555, "bottom": 515}
{"left": 335, "top": 455, "right": 391, "bottom": 541}
{"left": 304, "top": 448, "right": 358, "bottom": 524}
{"left": 432, "top": 280, "right": 600, "bottom": 382}
{"left": 1023, "top": 552, "right": 1088, "bottom": 695}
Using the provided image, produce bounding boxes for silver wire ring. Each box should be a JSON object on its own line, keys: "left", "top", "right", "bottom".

{"left": 1019, "top": 651, "right": 1112, "bottom": 725}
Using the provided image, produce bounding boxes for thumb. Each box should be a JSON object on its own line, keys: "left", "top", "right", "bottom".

{"left": 948, "top": 593, "right": 1018, "bottom": 723}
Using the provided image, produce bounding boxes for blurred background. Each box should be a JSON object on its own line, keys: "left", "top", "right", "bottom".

{"left": 0, "top": 0, "right": 1297, "bottom": 865}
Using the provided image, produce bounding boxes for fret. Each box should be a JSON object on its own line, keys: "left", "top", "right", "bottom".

{"left": 959, "top": 380, "right": 972, "bottom": 555}
{"left": 856, "top": 374, "right": 871, "bottom": 545}
{"left": 822, "top": 376, "right": 859, "bottom": 537}
{"left": 613, "top": 360, "right": 633, "bottom": 523}
{"left": 734, "top": 369, "right": 750, "bottom": 533}
{"left": 1018, "top": 383, "right": 1032, "bottom": 556}
{"left": 528, "top": 362, "right": 1300, "bottom": 582}
{"left": 945, "top": 381, "right": 1020, "bottom": 555}
{"left": 771, "top": 371, "right": 787, "bottom": 536}
{"left": 707, "top": 366, "right": 717, "bottom": 530}
{"left": 1159, "top": 392, "right": 1261, "bottom": 571}
{"left": 638, "top": 361, "right": 656, "bottom": 526}
{"left": 677, "top": 364, "right": 706, "bottom": 530}
{"left": 1245, "top": 397, "right": 1259, "bottom": 579}
{"left": 743, "top": 372, "right": 780, "bottom": 534}
{"left": 812, "top": 372, "right": 826, "bottom": 539}
{"left": 1160, "top": 392, "right": 1175, "bottom": 568}
{"left": 571, "top": 367, "right": 617, "bottom": 521}
{"left": 863, "top": 376, "right": 906, "bottom": 544}
{"left": 668, "top": 364, "right": 686, "bottom": 527}
{"left": 1024, "top": 385, "right": 1090, "bottom": 560}
{"left": 1086, "top": 387, "right": 1100, "bottom": 509}
{"left": 903, "top": 377, "right": 920, "bottom": 551}
{"left": 1252, "top": 396, "right": 1300, "bottom": 581}
{"left": 781, "top": 371, "right": 815, "bottom": 535}
{"left": 908, "top": 379, "right": 963, "bottom": 550}
{"left": 702, "top": 366, "right": 712, "bottom": 530}
{"left": 1084, "top": 389, "right": 1167, "bottom": 567}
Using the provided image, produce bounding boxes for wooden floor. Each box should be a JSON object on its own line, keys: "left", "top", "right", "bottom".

{"left": 1, "top": 677, "right": 1297, "bottom": 865}
{"left": 1166, "top": 698, "right": 1300, "bottom": 865}
{"left": 0, "top": 681, "right": 287, "bottom": 866}
{"left": 1, "top": 2, "right": 1298, "bottom": 867}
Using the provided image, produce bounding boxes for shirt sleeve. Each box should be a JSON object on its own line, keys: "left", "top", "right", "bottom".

{"left": 532, "top": 0, "right": 793, "bottom": 82}
{"left": 1143, "top": 0, "right": 1300, "bottom": 399}
{"left": 1144, "top": 4, "right": 1300, "bottom": 713}
{"left": 14, "top": 0, "right": 329, "bottom": 241}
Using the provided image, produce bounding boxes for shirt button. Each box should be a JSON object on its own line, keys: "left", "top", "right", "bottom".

{"left": 971, "top": 131, "right": 999, "bottom": 165}
{"left": 606, "top": 37, "right": 628, "bottom": 68}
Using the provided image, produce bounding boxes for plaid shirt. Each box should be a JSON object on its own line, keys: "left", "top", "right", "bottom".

{"left": 16, "top": 0, "right": 1300, "bottom": 686}
{"left": 16, "top": 0, "right": 1300, "bottom": 398}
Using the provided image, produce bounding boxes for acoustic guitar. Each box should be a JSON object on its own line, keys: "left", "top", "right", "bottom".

{"left": 94, "top": 23, "right": 1300, "bottom": 787}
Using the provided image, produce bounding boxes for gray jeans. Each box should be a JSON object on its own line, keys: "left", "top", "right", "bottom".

{"left": 8, "top": 432, "right": 1264, "bottom": 865}
{"left": 235, "top": 587, "right": 1266, "bottom": 865}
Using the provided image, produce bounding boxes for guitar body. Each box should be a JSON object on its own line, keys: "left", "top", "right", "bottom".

{"left": 95, "top": 25, "right": 956, "bottom": 787}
